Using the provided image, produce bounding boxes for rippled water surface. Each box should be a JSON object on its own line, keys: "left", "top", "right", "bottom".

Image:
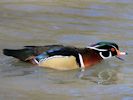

{"left": 0, "top": 0, "right": 133, "bottom": 100}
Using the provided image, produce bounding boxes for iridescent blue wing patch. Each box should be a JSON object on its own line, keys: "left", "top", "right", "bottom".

{"left": 34, "top": 47, "right": 62, "bottom": 63}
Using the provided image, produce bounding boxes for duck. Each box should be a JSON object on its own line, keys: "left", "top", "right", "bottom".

{"left": 3, "top": 41, "right": 127, "bottom": 70}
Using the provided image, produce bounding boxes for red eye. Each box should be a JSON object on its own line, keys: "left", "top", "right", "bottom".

{"left": 111, "top": 48, "right": 115, "bottom": 52}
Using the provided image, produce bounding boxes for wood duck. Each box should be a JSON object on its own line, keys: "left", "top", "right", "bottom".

{"left": 3, "top": 42, "right": 127, "bottom": 70}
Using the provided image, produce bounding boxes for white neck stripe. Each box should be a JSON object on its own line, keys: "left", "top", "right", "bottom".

{"left": 78, "top": 53, "right": 85, "bottom": 68}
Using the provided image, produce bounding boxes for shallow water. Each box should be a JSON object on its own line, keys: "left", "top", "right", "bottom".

{"left": 0, "top": 0, "right": 133, "bottom": 100}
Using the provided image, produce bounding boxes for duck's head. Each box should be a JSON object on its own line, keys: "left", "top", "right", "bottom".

{"left": 87, "top": 42, "right": 127, "bottom": 60}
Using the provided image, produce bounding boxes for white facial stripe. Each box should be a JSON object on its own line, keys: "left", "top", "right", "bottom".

{"left": 78, "top": 53, "right": 85, "bottom": 68}
{"left": 86, "top": 46, "right": 107, "bottom": 51}
{"left": 99, "top": 52, "right": 112, "bottom": 59}
{"left": 93, "top": 45, "right": 101, "bottom": 48}
{"left": 110, "top": 45, "right": 118, "bottom": 51}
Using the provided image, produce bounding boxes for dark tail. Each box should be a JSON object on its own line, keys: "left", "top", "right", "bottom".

{"left": 3, "top": 49, "right": 34, "bottom": 61}
{"left": 3, "top": 49, "right": 15, "bottom": 56}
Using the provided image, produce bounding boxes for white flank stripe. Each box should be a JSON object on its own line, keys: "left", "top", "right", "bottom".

{"left": 78, "top": 53, "right": 85, "bottom": 68}
{"left": 34, "top": 58, "right": 39, "bottom": 64}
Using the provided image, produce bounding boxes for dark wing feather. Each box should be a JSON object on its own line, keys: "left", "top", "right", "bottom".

{"left": 3, "top": 48, "right": 34, "bottom": 61}
{"left": 3, "top": 45, "right": 64, "bottom": 61}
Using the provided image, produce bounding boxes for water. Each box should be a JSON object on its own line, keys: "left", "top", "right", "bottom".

{"left": 0, "top": 0, "right": 133, "bottom": 100}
